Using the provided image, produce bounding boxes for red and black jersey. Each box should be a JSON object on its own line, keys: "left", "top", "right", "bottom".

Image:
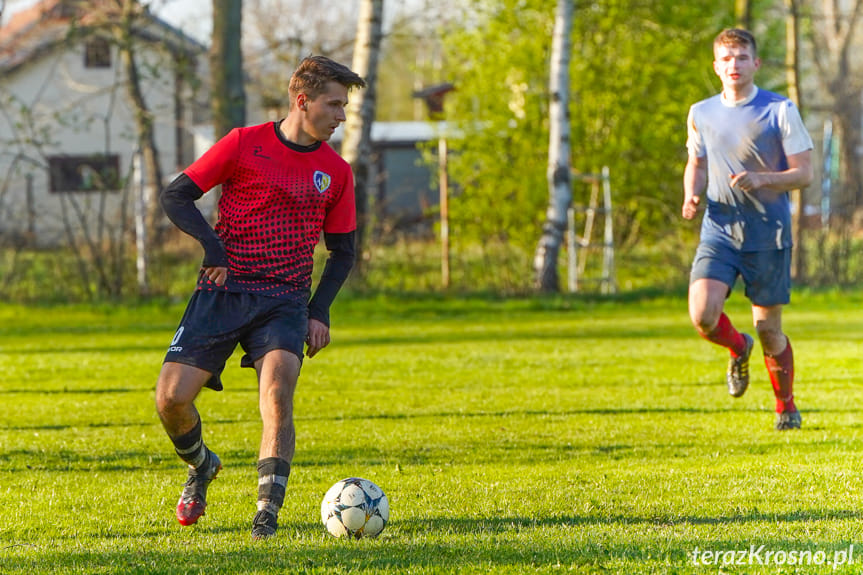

{"left": 184, "top": 121, "right": 356, "bottom": 303}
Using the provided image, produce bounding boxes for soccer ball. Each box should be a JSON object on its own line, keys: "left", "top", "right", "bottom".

{"left": 321, "top": 477, "right": 389, "bottom": 539}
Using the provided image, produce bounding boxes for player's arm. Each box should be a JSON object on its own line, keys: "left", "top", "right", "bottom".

{"left": 683, "top": 106, "right": 706, "bottom": 220}
{"left": 160, "top": 173, "right": 229, "bottom": 285}
{"left": 730, "top": 100, "right": 814, "bottom": 195}
{"left": 683, "top": 154, "right": 707, "bottom": 220}
{"left": 306, "top": 230, "right": 356, "bottom": 357}
{"left": 729, "top": 150, "right": 812, "bottom": 195}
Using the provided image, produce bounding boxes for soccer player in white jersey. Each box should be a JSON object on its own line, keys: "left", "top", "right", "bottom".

{"left": 682, "top": 28, "right": 813, "bottom": 430}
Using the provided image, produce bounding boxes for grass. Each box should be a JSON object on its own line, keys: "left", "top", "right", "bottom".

{"left": 2, "top": 290, "right": 863, "bottom": 573}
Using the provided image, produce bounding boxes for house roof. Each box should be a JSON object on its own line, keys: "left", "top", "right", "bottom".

{"left": 0, "top": 0, "right": 206, "bottom": 75}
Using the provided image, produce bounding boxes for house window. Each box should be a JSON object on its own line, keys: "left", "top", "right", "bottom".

{"left": 48, "top": 155, "right": 120, "bottom": 192}
{"left": 84, "top": 37, "right": 111, "bottom": 68}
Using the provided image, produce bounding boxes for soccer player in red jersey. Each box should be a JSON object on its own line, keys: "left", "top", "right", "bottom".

{"left": 683, "top": 29, "right": 812, "bottom": 430}
{"left": 155, "top": 56, "right": 365, "bottom": 538}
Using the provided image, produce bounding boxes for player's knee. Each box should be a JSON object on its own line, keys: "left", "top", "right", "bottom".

{"left": 262, "top": 381, "right": 295, "bottom": 411}
{"left": 155, "top": 380, "right": 191, "bottom": 415}
{"left": 690, "top": 310, "right": 719, "bottom": 335}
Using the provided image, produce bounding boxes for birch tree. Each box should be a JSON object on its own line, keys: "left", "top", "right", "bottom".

{"left": 341, "top": 0, "right": 383, "bottom": 273}
{"left": 533, "top": 0, "right": 573, "bottom": 292}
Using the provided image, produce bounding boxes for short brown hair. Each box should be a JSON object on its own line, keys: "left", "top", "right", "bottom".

{"left": 288, "top": 56, "right": 366, "bottom": 102}
{"left": 714, "top": 28, "right": 757, "bottom": 57}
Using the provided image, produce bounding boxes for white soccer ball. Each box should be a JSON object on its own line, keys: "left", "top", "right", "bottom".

{"left": 320, "top": 477, "right": 389, "bottom": 539}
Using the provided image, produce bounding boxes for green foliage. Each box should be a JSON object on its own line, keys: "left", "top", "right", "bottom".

{"left": 352, "top": 236, "right": 692, "bottom": 295}
{"left": 6, "top": 223, "right": 863, "bottom": 301}
{"left": 376, "top": 14, "right": 445, "bottom": 123}
{"left": 436, "top": 0, "right": 551, "bottom": 254}
{"left": 798, "top": 229, "right": 863, "bottom": 287}
{"left": 0, "top": 245, "right": 201, "bottom": 302}
{"left": 4, "top": 294, "right": 863, "bottom": 573}
{"left": 569, "top": 2, "right": 727, "bottom": 246}
{"left": 432, "top": 0, "right": 739, "bottom": 272}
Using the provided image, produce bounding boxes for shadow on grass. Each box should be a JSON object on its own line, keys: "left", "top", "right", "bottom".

{"left": 295, "top": 405, "right": 863, "bottom": 421}
{"left": 393, "top": 511, "right": 863, "bottom": 531}
{"left": 0, "top": 343, "right": 168, "bottom": 355}
{"left": 0, "top": 325, "right": 696, "bottom": 357}
{"left": 0, "top": 387, "right": 148, "bottom": 395}
{"left": 3, "top": 404, "right": 859, "bottom": 434}
{"left": 2, "top": 512, "right": 861, "bottom": 573}
{"left": 334, "top": 325, "right": 697, "bottom": 348}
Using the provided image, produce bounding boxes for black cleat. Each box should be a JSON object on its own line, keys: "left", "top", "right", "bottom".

{"left": 251, "top": 509, "right": 278, "bottom": 540}
{"left": 775, "top": 410, "right": 802, "bottom": 431}
{"left": 726, "top": 333, "right": 754, "bottom": 398}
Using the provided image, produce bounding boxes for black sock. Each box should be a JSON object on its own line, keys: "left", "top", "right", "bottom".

{"left": 170, "top": 418, "right": 209, "bottom": 469}
{"left": 257, "top": 457, "right": 290, "bottom": 516}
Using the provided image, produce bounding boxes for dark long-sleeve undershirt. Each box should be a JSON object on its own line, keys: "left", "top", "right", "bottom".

{"left": 159, "top": 173, "right": 229, "bottom": 268}
{"left": 309, "top": 231, "right": 355, "bottom": 326}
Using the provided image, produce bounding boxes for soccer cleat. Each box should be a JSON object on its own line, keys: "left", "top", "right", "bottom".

{"left": 726, "top": 333, "right": 754, "bottom": 398}
{"left": 176, "top": 451, "right": 222, "bottom": 526}
{"left": 775, "top": 409, "right": 802, "bottom": 431}
{"left": 251, "top": 509, "right": 278, "bottom": 540}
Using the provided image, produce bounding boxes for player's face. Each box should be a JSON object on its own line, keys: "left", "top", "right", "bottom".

{"left": 713, "top": 43, "right": 759, "bottom": 93}
{"left": 301, "top": 81, "right": 349, "bottom": 142}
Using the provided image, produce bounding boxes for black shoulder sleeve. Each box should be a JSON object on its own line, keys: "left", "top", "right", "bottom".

{"left": 308, "top": 231, "right": 356, "bottom": 326}
{"left": 160, "top": 173, "right": 229, "bottom": 267}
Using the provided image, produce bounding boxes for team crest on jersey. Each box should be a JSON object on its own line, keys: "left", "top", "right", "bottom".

{"left": 313, "top": 171, "right": 332, "bottom": 194}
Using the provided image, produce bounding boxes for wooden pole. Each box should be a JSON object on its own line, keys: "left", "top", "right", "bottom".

{"left": 439, "top": 136, "right": 450, "bottom": 288}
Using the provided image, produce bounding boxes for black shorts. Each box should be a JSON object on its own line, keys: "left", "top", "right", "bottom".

{"left": 164, "top": 290, "right": 307, "bottom": 379}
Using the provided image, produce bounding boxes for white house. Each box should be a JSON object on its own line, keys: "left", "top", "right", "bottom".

{"left": 0, "top": 0, "right": 208, "bottom": 246}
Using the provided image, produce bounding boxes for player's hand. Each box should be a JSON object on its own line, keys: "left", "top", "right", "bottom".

{"left": 306, "top": 318, "right": 330, "bottom": 358}
{"left": 730, "top": 171, "right": 763, "bottom": 193}
{"left": 682, "top": 195, "right": 700, "bottom": 220}
{"left": 202, "top": 266, "right": 228, "bottom": 286}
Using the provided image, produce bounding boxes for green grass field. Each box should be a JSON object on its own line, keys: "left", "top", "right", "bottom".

{"left": 2, "top": 291, "right": 863, "bottom": 574}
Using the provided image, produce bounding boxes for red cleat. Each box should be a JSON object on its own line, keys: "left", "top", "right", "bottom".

{"left": 175, "top": 451, "right": 221, "bottom": 526}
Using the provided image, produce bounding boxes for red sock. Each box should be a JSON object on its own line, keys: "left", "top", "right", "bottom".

{"left": 765, "top": 338, "right": 795, "bottom": 413}
{"left": 701, "top": 313, "right": 746, "bottom": 356}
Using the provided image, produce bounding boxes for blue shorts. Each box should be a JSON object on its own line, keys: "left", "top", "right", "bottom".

{"left": 164, "top": 290, "right": 307, "bottom": 379}
{"left": 689, "top": 242, "right": 791, "bottom": 307}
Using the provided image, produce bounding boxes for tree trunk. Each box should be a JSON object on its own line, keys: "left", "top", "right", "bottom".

{"left": 735, "top": 0, "right": 752, "bottom": 29}
{"left": 211, "top": 0, "right": 245, "bottom": 138}
{"left": 835, "top": 87, "right": 863, "bottom": 211}
{"left": 533, "top": 0, "right": 573, "bottom": 292}
{"left": 116, "top": 0, "right": 164, "bottom": 295}
{"left": 342, "top": 0, "right": 383, "bottom": 276}
{"left": 785, "top": 0, "right": 805, "bottom": 281}
{"left": 210, "top": 0, "right": 245, "bottom": 221}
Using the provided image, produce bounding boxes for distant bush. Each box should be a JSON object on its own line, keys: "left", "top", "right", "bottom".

{"left": 2, "top": 228, "right": 859, "bottom": 303}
